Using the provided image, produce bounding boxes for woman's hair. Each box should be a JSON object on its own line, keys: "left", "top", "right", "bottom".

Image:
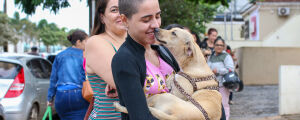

{"left": 91, "top": 0, "right": 109, "bottom": 36}
{"left": 164, "top": 24, "right": 185, "bottom": 30}
{"left": 67, "top": 30, "right": 88, "bottom": 45}
{"left": 207, "top": 28, "right": 218, "bottom": 35}
{"left": 192, "top": 31, "right": 201, "bottom": 46}
{"left": 119, "top": 0, "right": 144, "bottom": 19}
{"left": 214, "top": 36, "right": 225, "bottom": 45}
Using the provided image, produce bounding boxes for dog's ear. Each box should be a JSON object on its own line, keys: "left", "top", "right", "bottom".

{"left": 186, "top": 42, "right": 193, "bottom": 57}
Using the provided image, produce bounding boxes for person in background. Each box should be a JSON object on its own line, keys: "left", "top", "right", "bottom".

{"left": 191, "top": 31, "right": 201, "bottom": 47}
{"left": 84, "top": 0, "right": 127, "bottom": 119}
{"left": 200, "top": 28, "right": 218, "bottom": 59}
{"left": 28, "top": 46, "right": 39, "bottom": 56}
{"left": 207, "top": 38, "right": 234, "bottom": 120}
{"left": 225, "top": 44, "right": 238, "bottom": 105}
{"left": 111, "top": 0, "right": 180, "bottom": 119}
{"left": 47, "top": 30, "right": 89, "bottom": 120}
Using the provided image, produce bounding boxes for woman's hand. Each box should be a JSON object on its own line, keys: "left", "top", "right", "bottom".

{"left": 105, "top": 84, "right": 118, "bottom": 98}
{"left": 47, "top": 101, "right": 53, "bottom": 106}
{"left": 204, "top": 49, "right": 212, "bottom": 56}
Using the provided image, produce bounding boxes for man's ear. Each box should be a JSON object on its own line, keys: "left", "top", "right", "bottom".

{"left": 120, "top": 14, "right": 128, "bottom": 28}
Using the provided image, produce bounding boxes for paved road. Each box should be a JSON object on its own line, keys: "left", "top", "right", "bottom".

{"left": 230, "top": 85, "right": 300, "bottom": 120}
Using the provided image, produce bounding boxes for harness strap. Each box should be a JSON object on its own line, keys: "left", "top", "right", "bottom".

{"left": 203, "top": 86, "right": 219, "bottom": 91}
{"left": 177, "top": 72, "right": 217, "bottom": 92}
{"left": 173, "top": 78, "right": 210, "bottom": 120}
{"left": 178, "top": 72, "right": 197, "bottom": 91}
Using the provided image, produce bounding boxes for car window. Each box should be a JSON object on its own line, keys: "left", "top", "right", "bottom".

{"left": 26, "top": 59, "right": 45, "bottom": 78}
{"left": 40, "top": 59, "right": 52, "bottom": 79}
{"left": 0, "top": 61, "right": 21, "bottom": 79}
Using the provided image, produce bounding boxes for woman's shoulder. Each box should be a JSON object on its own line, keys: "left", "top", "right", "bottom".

{"left": 86, "top": 34, "right": 113, "bottom": 50}
{"left": 86, "top": 34, "right": 107, "bottom": 44}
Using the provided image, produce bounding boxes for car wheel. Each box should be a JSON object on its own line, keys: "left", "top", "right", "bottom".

{"left": 28, "top": 104, "right": 39, "bottom": 120}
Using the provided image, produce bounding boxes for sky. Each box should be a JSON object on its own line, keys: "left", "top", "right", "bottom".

{"left": 0, "top": 0, "right": 89, "bottom": 33}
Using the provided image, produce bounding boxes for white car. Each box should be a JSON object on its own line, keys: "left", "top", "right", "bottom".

{"left": 0, "top": 53, "right": 52, "bottom": 120}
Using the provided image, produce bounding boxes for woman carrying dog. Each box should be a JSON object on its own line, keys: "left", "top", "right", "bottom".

{"left": 84, "top": 0, "right": 127, "bottom": 119}
{"left": 207, "top": 38, "right": 235, "bottom": 120}
{"left": 111, "top": 0, "right": 180, "bottom": 119}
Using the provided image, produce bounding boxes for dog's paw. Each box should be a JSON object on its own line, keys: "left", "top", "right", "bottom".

{"left": 113, "top": 102, "right": 122, "bottom": 112}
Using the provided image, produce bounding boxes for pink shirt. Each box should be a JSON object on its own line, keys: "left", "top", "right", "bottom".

{"left": 144, "top": 57, "right": 174, "bottom": 98}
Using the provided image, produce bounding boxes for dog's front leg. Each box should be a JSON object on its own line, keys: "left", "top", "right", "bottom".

{"left": 149, "top": 107, "right": 177, "bottom": 120}
{"left": 113, "top": 102, "right": 128, "bottom": 113}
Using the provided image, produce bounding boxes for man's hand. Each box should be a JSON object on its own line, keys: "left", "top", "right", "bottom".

{"left": 105, "top": 84, "right": 118, "bottom": 98}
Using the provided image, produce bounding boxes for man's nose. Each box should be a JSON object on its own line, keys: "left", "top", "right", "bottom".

{"left": 151, "top": 19, "right": 160, "bottom": 29}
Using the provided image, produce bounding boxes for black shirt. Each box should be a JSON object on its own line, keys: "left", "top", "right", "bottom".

{"left": 111, "top": 35, "right": 179, "bottom": 120}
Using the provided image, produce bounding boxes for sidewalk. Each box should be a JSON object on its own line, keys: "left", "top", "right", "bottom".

{"left": 230, "top": 85, "right": 300, "bottom": 120}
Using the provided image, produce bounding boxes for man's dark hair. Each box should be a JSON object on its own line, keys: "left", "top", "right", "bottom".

{"left": 31, "top": 46, "right": 38, "bottom": 52}
{"left": 119, "top": 0, "right": 144, "bottom": 19}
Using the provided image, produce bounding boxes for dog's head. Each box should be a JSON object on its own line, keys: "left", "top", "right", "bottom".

{"left": 155, "top": 28, "right": 196, "bottom": 65}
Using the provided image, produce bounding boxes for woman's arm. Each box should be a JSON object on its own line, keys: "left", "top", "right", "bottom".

{"left": 85, "top": 36, "right": 117, "bottom": 88}
{"left": 112, "top": 55, "right": 157, "bottom": 120}
{"left": 217, "top": 55, "right": 235, "bottom": 75}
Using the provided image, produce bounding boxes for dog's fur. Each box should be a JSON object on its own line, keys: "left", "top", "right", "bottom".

{"left": 113, "top": 28, "right": 222, "bottom": 120}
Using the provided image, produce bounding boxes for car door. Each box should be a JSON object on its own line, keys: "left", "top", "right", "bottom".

{"left": 38, "top": 59, "right": 52, "bottom": 108}
{"left": 26, "top": 59, "right": 48, "bottom": 107}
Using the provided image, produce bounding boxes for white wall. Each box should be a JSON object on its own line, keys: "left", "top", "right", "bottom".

{"left": 263, "top": 15, "right": 300, "bottom": 47}
{"left": 279, "top": 65, "right": 300, "bottom": 115}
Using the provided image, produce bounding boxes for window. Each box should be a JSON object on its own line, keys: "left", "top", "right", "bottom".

{"left": 0, "top": 61, "right": 21, "bottom": 79}
{"left": 27, "top": 59, "right": 45, "bottom": 78}
{"left": 40, "top": 59, "right": 52, "bottom": 78}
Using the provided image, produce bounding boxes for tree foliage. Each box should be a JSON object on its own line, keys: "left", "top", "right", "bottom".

{"left": 0, "top": 13, "right": 16, "bottom": 46}
{"left": 160, "top": 0, "right": 219, "bottom": 33}
{"left": 187, "top": 0, "right": 230, "bottom": 7}
{"left": 37, "top": 19, "right": 68, "bottom": 51}
{"left": 15, "top": 0, "right": 70, "bottom": 15}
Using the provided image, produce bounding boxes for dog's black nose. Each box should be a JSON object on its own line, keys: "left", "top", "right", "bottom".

{"left": 154, "top": 28, "right": 159, "bottom": 33}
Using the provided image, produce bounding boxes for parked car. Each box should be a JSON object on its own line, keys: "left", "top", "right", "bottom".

{"left": 46, "top": 54, "right": 56, "bottom": 64}
{"left": 0, "top": 103, "right": 4, "bottom": 120}
{"left": 0, "top": 53, "right": 52, "bottom": 120}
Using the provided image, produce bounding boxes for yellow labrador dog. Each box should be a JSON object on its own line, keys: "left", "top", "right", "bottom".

{"left": 113, "top": 28, "right": 222, "bottom": 120}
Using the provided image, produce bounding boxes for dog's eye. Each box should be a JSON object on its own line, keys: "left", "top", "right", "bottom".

{"left": 172, "top": 31, "right": 176, "bottom": 36}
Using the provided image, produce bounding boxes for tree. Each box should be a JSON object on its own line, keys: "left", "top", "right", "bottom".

{"left": 37, "top": 19, "right": 69, "bottom": 52}
{"left": 38, "top": 20, "right": 58, "bottom": 52}
{"left": 15, "top": 0, "right": 70, "bottom": 15}
{"left": 160, "top": 0, "right": 219, "bottom": 34}
{"left": 0, "top": 12, "right": 18, "bottom": 50}
{"left": 188, "top": 0, "right": 230, "bottom": 7}
{"left": 56, "top": 28, "right": 69, "bottom": 47}
{"left": 9, "top": 12, "right": 39, "bottom": 52}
